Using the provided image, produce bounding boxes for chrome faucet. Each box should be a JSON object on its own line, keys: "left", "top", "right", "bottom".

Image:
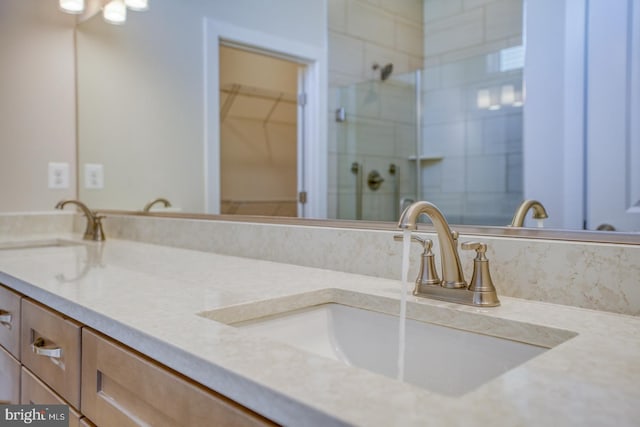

{"left": 510, "top": 199, "right": 548, "bottom": 227}
{"left": 397, "top": 201, "right": 500, "bottom": 307}
{"left": 55, "top": 200, "right": 105, "bottom": 241}
{"left": 143, "top": 197, "right": 172, "bottom": 212}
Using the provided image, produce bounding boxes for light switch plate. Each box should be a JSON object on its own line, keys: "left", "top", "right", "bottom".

{"left": 84, "top": 163, "right": 104, "bottom": 189}
{"left": 48, "top": 162, "right": 70, "bottom": 189}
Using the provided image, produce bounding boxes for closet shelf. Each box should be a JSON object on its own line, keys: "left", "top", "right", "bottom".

{"left": 220, "top": 83, "right": 297, "bottom": 123}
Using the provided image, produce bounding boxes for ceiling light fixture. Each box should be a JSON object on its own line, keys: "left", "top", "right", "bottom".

{"left": 103, "top": 0, "right": 127, "bottom": 25}
{"left": 59, "top": 0, "right": 85, "bottom": 14}
{"left": 124, "top": 0, "right": 149, "bottom": 11}
{"left": 56, "top": 0, "right": 149, "bottom": 26}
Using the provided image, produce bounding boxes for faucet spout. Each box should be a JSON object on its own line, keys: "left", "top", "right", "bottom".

{"left": 143, "top": 197, "right": 172, "bottom": 212}
{"left": 510, "top": 199, "right": 548, "bottom": 227}
{"left": 398, "top": 201, "right": 466, "bottom": 289}
{"left": 55, "top": 200, "right": 104, "bottom": 241}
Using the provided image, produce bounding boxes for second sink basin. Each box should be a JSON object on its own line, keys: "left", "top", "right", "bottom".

{"left": 201, "top": 289, "right": 577, "bottom": 396}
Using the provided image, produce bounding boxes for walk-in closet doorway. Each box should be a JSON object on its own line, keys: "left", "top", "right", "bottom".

{"left": 219, "top": 45, "right": 303, "bottom": 217}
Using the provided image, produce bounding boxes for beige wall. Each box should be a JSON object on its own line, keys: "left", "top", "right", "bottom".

{"left": 77, "top": 0, "right": 326, "bottom": 213}
{"left": 0, "top": 0, "right": 77, "bottom": 212}
{"left": 76, "top": 0, "right": 206, "bottom": 212}
{"left": 0, "top": 0, "right": 325, "bottom": 214}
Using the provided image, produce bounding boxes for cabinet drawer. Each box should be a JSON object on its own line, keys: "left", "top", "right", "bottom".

{"left": 21, "top": 367, "right": 82, "bottom": 427}
{"left": 82, "top": 329, "right": 276, "bottom": 427}
{"left": 0, "top": 284, "right": 21, "bottom": 359}
{"left": 79, "top": 418, "right": 95, "bottom": 427}
{"left": 21, "top": 299, "right": 81, "bottom": 409}
{"left": 0, "top": 344, "right": 20, "bottom": 404}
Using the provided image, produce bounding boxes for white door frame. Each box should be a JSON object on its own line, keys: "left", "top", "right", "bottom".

{"left": 523, "top": 0, "right": 587, "bottom": 229}
{"left": 203, "top": 18, "right": 328, "bottom": 218}
{"left": 586, "top": 0, "right": 640, "bottom": 231}
{"left": 525, "top": 0, "right": 640, "bottom": 231}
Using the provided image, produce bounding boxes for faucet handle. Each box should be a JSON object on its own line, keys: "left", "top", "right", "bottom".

{"left": 393, "top": 234, "right": 441, "bottom": 289}
{"left": 91, "top": 215, "right": 106, "bottom": 242}
{"left": 393, "top": 234, "right": 430, "bottom": 250}
{"left": 461, "top": 241, "right": 500, "bottom": 306}
{"left": 461, "top": 241, "right": 486, "bottom": 255}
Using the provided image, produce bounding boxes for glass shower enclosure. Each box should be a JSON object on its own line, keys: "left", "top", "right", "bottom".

{"left": 332, "top": 73, "right": 418, "bottom": 222}
{"left": 331, "top": 49, "right": 524, "bottom": 225}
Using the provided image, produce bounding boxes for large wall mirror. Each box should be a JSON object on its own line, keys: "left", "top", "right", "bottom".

{"left": 76, "top": 0, "right": 640, "bottom": 232}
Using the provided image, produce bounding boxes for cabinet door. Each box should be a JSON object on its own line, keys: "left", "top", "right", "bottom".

{"left": 21, "top": 299, "right": 81, "bottom": 409}
{"left": 0, "top": 344, "right": 20, "bottom": 404}
{"left": 82, "top": 329, "right": 276, "bottom": 427}
{"left": 21, "top": 368, "right": 82, "bottom": 427}
{"left": 0, "top": 284, "right": 21, "bottom": 359}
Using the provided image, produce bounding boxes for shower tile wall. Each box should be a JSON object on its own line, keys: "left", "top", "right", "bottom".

{"left": 328, "top": 0, "right": 424, "bottom": 87}
{"left": 420, "top": 0, "right": 524, "bottom": 225}
{"left": 327, "top": 0, "right": 524, "bottom": 224}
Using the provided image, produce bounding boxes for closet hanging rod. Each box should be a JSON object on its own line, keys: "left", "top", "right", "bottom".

{"left": 220, "top": 83, "right": 297, "bottom": 104}
{"left": 220, "top": 83, "right": 297, "bottom": 123}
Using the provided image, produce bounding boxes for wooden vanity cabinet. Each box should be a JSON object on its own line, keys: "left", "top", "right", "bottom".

{"left": 0, "top": 284, "right": 21, "bottom": 404}
{"left": 21, "top": 367, "right": 83, "bottom": 427}
{"left": 20, "top": 298, "right": 82, "bottom": 410}
{"left": 0, "top": 284, "right": 21, "bottom": 359}
{"left": 79, "top": 418, "right": 96, "bottom": 427}
{"left": 0, "top": 284, "right": 275, "bottom": 426}
{"left": 82, "top": 329, "right": 276, "bottom": 427}
{"left": 0, "top": 344, "right": 20, "bottom": 404}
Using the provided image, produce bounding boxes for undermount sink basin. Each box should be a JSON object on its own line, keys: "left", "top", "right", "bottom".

{"left": 0, "top": 239, "right": 83, "bottom": 251}
{"left": 201, "top": 290, "right": 577, "bottom": 396}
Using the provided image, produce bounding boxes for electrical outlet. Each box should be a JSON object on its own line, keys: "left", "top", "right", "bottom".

{"left": 48, "top": 162, "right": 70, "bottom": 189}
{"left": 84, "top": 164, "right": 104, "bottom": 189}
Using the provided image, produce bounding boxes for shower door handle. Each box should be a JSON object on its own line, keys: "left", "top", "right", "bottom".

{"left": 389, "top": 163, "right": 399, "bottom": 219}
{"left": 351, "top": 162, "right": 363, "bottom": 220}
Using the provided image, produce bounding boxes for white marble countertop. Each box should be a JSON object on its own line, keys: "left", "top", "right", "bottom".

{"left": 0, "top": 234, "right": 638, "bottom": 426}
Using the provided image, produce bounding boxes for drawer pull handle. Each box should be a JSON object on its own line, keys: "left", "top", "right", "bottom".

{"left": 0, "top": 311, "right": 11, "bottom": 328}
{"left": 32, "top": 337, "right": 62, "bottom": 359}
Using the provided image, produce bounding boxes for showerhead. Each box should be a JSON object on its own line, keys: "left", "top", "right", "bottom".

{"left": 380, "top": 63, "right": 393, "bottom": 81}
{"left": 372, "top": 63, "right": 394, "bottom": 81}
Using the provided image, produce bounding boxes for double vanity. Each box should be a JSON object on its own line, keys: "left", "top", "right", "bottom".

{"left": 0, "top": 210, "right": 638, "bottom": 426}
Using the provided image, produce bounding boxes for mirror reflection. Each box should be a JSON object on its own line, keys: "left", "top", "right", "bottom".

{"left": 219, "top": 45, "right": 300, "bottom": 217}
{"left": 76, "top": 0, "right": 640, "bottom": 231}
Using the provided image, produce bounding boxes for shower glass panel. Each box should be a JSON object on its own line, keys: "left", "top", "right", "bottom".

{"left": 330, "top": 50, "right": 524, "bottom": 225}
{"left": 333, "top": 74, "right": 418, "bottom": 222}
